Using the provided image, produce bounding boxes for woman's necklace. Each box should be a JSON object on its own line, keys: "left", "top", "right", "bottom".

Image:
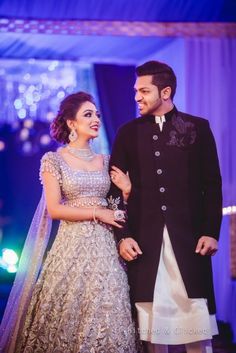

{"left": 67, "top": 145, "right": 95, "bottom": 161}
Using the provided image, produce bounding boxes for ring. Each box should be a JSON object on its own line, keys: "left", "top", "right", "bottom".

{"left": 114, "top": 210, "right": 125, "bottom": 221}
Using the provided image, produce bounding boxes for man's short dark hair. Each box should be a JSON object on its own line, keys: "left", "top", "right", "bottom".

{"left": 136, "top": 61, "right": 177, "bottom": 99}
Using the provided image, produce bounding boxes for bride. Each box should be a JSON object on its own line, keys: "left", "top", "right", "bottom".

{"left": 0, "top": 91, "right": 136, "bottom": 353}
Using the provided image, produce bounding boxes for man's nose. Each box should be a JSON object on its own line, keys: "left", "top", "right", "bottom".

{"left": 135, "top": 92, "right": 142, "bottom": 102}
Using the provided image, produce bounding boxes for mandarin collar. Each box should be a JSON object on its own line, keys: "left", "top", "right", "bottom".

{"left": 138, "top": 106, "right": 178, "bottom": 123}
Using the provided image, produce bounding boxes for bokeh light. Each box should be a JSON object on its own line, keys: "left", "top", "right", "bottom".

{"left": 0, "top": 248, "right": 19, "bottom": 273}
{"left": 7, "top": 265, "right": 18, "bottom": 273}
{"left": 0, "top": 140, "right": 5, "bottom": 151}
{"left": 2, "top": 249, "right": 18, "bottom": 265}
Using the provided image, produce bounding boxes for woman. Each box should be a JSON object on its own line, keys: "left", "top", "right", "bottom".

{"left": 0, "top": 92, "right": 136, "bottom": 353}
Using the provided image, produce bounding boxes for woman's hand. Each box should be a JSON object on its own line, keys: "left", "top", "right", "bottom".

{"left": 95, "top": 208, "right": 125, "bottom": 228}
{"left": 110, "top": 166, "right": 131, "bottom": 201}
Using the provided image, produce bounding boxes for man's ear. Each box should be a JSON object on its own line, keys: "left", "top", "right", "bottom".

{"left": 161, "top": 86, "right": 172, "bottom": 100}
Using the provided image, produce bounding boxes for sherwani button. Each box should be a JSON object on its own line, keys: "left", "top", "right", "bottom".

{"left": 161, "top": 205, "right": 167, "bottom": 211}
{"left": 160, "top": 187, "right": 165, "bottom": 192}
{"left": 157, "top": 169, "right": 162, "bottom": 175}
{"left": 155, "top": 151, "right": 160, "bottom": 157}
{"left": 153, "top": 135, "right": 158, "bottom": 140}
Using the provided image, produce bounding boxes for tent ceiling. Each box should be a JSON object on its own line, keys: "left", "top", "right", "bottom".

{"left": 1, "top": 0, "right": 236, "bottom": 22}
{"left": 0, "top": 0, "right": 235, "bottom": 63}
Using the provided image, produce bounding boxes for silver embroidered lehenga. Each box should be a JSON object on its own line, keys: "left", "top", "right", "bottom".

{"left": 2, "top": 151, "right": 136, "bottom": 353}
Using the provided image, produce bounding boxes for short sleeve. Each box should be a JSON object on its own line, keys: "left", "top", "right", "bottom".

{"left": 39, "top": 152, "right": 62, "bottom": 185}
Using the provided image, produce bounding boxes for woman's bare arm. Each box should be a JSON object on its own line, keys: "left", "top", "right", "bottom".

{"left": 42, "top": 171, "right": 123, "bottom": 228}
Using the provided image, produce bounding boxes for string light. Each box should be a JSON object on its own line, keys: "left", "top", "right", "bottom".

{"left": 0, "top": 58, "right": 109, "bottom": 155}
{"left": 222, "top": 206, "right": 236, "bottom": 216}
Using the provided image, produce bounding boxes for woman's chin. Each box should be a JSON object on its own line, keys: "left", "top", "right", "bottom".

{"left": 88, "top": 132, "right": 99, "bottom": 139}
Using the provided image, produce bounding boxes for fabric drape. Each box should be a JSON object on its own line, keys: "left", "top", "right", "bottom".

{"left": 0, "top": 192, "right": 52, "bottom": 353}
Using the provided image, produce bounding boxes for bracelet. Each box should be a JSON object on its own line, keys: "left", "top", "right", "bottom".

{"left": 93, "top": 206, "right": 98, "bottom": 223}
{"left": 117, "top": 238, "right": 125, "bottom": 247}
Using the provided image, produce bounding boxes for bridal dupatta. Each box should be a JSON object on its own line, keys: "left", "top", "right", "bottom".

{"left": 0, "top": 192, "right": 52, "bottom": 353}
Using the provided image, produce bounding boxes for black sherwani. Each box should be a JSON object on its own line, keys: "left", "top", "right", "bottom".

{"left": 108, "top": 107, "right": 222, "bottom": 314}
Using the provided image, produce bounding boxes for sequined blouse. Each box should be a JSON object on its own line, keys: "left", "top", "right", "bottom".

{"left": 39, "top": 151, "right": 111, "bottom": 208}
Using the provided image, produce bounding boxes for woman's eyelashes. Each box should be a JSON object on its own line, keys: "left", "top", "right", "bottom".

{"left": 83, "top": 111, "right": 101, "bottom": 119}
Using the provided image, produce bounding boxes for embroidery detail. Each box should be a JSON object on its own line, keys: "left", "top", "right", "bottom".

{"left": 167, "top": 115, "right": 197, "bottom": 148}
{"left": 39, "top": 152, "right": 62, "bottom": 185}
{"left": 107, "top": 195, "right": 121, "bottom": 210}
{"left": 15, "top": 153, "right": 136, "bottom": 353}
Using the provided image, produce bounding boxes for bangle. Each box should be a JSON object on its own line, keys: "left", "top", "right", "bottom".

{"left": 93, "top": 206, "right": 98, "bottom": 223}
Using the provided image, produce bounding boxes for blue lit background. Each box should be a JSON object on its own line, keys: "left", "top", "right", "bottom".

{"left": 0, "top": 0, "right": 236, "bottom": 345}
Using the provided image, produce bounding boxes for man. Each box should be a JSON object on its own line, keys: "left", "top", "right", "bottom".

{"left": 108, "top": 61, "right": 222, "bottom": 353}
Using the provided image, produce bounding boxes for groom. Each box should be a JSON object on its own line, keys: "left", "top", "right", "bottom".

{"left": 108, "top": 60, "right": 222, "bottom": 353}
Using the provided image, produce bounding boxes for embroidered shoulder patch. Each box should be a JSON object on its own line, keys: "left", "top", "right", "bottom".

{"left": 107, "top": 195, "right": 121, "bottom": 210}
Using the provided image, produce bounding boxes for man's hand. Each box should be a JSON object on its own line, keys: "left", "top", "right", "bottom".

{"left": 119, "top": 237, "right": 142, "bottom": 261}
{"left": 195, "top": 236, "right": 218, "bottom": 256}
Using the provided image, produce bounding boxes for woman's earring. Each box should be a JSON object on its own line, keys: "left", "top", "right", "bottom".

{"left": 69, "top": 129, "right": 78, "bottom": 142}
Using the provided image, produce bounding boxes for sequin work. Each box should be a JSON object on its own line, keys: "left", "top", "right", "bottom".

{"left": 16, "top": 151, "right": 136, "bottom": 353}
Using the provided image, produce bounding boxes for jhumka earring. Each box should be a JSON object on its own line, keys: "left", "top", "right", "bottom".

{"left": 69, "top": 129, "right": 78, "bottom": 142}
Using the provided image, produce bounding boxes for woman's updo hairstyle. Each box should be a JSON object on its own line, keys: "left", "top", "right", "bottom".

{"left": 50, "top": 91, "right": 95, "bottom": 144}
